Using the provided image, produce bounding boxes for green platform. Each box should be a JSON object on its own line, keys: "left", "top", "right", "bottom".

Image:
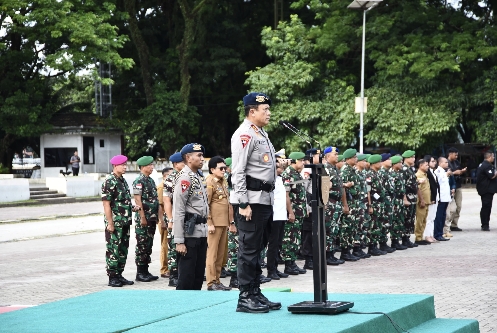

{"left": 0, "top": 291, "right": 479, "bottom": 333}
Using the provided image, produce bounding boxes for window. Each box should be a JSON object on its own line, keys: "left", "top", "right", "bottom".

{"left": 44, "top": 148, "right": 77, "bottom": 168}
{"left": 83, "top": 136, "right": 95, "bottom": 164}
{"left": 100, "top": 139, "right": 105, "bottom": 148}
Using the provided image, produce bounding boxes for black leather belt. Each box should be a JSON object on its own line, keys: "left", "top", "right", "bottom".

{"left": 246, "top": 175, "right": 275, "bottom": 192}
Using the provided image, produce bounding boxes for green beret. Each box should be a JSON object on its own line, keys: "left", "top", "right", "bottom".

{"left": 368, "top": 154, "right": 382, "bottom": 164}
{"left": 137, "top": 156, "right": 154, "bottom": 166}
{"left": 343, "top": 148, "right": 357, "bottom": 159}
{"left": 338, "top": 155, "right": 344, "bottom": 162}
{"left": 391, "top": 156, "right": 402, "bottom": 164}
{"left": 225, "top": 157, "right": 232, "bottom": 167}
{"left": 289, "top": 152, "right": 305, "bottom": 160}
{"left": 402, "top": 150, "right": 415, "bottom": 158}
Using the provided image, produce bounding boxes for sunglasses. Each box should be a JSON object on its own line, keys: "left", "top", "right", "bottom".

{"left": 218, "top": 166, "right": 227, "bottom": 171}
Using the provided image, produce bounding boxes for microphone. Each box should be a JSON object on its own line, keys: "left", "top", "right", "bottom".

{"left": 279, "top": 120, "right": 312, "bottom": 150}
{"left": 283, "top": 121, "right": 321, "bottom": 148}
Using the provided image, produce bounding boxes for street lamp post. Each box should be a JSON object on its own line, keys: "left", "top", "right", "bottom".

{"left": 348, "top": 0, "right": 382, "bottom": 153}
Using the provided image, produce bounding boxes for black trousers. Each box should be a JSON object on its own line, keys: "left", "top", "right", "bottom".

{"left": 72, "top": 167, "right": 79, "bottom": 176}
{"left": 266, "top": 220, "right": 285, "bottom": 272}
{"left": 434, "top": 202, "right": 448, "bottom": 239}
{"left": 176, "top": 237, "right": 207, "bottom": 290}
{"left": 237, "top": 204, "right": 272, "bottom": 286}
{"left": 480, "top": 192, "right": 494, "bottom": 229}
{"left": 301, "top": 213, "right": 313, "bottom": 257}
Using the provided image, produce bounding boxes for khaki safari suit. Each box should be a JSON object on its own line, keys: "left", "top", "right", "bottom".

{"left": 156, "top": 180, "right": 169, "bottom": 275}
{"left": 415, "top": 170, "right": 431, "bottom": 242}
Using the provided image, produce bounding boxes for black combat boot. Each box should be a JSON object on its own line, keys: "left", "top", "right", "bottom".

{"left": 145, "top": 266, "right": 159, "bottom": 281}
{"left": 276, "top": 269, "right": 289, "bottom": 278}
{"left": 236, "top": 284, "right": 269, "bottom": 313}
{"left": 401, "top": 236, "right": 414, "bottom": 248}
{"left": 340, "top": 247, "right": 359, "bottom": 261}
{"left": 326, "top": 251, "right": 340, "bottom": 266}
{"left": 291, "top": 260, "right": 306, "bottom": 274}
{"left": 303, "top": 256, "right": 314, "bottom": 270}
{"left": 284, "top": 261, "right": 299, "bottom": 275}
{"left": 391, "top": 238, "right": 407, "bottom": 250}
{"left": 136, "top": 266, "right": 152, "bottom": 282}
{"left": 367, "top": 244, "right": 383, "bottom": 256}
{"left": 118, "top": 274, "right": 134, "bottom": 285}
{"left": 406, "top": 235, "right": 418, "bottom": 247}
{"left": 108, "top": 275, "right": 123, "bottom": 287}
{"left": 229, "top": 272, "right": 239, "bottom": 289}
{"left": 332, "top": 251, "right": 345, "bottom": 264}
{"left": 353, "top": 245, "right": 369, "bottom": 259}
{"left": 168, "top": 268, "right": 178, "bottom": 287}
{"left": 253, "top": 283, "right": 281, "bottom": 310}
{"left": 379, "top": 241, "right": 396, "bottom": 253}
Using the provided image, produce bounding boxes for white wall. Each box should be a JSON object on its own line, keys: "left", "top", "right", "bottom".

{"left": 0, "top": 179, "right": 30, "bottom": 202}
{"left": 46, "top": 175, "right": 100, "bottom": 197}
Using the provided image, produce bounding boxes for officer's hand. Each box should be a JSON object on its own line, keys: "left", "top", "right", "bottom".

{"left": 229, "top": 224, "right": 237, "bottom": 233}
{"left": 403, "top": 200, "right": 411, "bottom": 206}
{"left": 132, "top": 205, "right": 141, "bottom": 212}
{"left": 368, "top": 207, "right": 373, "bottom": 214}
{"left": 343, "top": 206, "right": 350, "bottom": 215}
{"left": 288, "top": 212, "right": 295, "bottom": 223}
{"left": 106, "top": 223, "right": 115, "bottom": 232}
{"left": 239, "top": 206, "right": 252, "bottom": 221}
{"left": 176, "top": 243, "right": 187, "bottom": 256}
{"left": 419, "top": 201, "right": 426, "bottom": 208}
{"left": 168, "top": 222, "right": 174, "bottom": 230}
{"left": 208, "top": 225, "right": 215, "bottom": 234}
{"left": 140, "top": 216, "right": 147, "bottom": 226}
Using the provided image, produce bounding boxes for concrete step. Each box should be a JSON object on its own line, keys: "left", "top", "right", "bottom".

{"left": 409, "top": 318, "right": 479, "bottom": 333}
{"left": 30, "top": 193, "right": 66, "bottom": 200}
{"left": 29, "top": 187, "right": 49, "bottom": 192}
{"left": 29, "top": 190, "right": 57, "bottom": 196}
{"left": 34, "top": 197, "right": 76, "bottom": 204}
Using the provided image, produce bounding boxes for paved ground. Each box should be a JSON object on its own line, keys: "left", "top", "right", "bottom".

{"left": 0, "top": 189, "right": 495, "bottom": 332}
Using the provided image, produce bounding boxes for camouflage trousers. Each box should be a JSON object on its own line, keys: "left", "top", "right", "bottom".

{"left": 403, "top": 193, "right": 417, "bottom": 235}
{"left": 167, "top": 233, "right": 177, "bottom": 272}
{"left": 135, "top": 219, "right": 156, "bottom": 266}
{"left": 280, "top": 218, "right": 302, "bottom": 261}
{"left": 226, "top": 228, "right": 239, "bottom": 273}
{"left": 340, "top": 202, "right": 361, "bottom": 248}
{"left": 105, "top": 224, "right": 130, "bottom": 277}
{"left": 379, "top": 202, "right": 393, "bottom": 243}
{"left": 325, "top": 200, "right": 342, "bottom": 252}
{"left": 358, "top": 202, "right": 371, "bottom": 245}
{"left": 369, "top": 202, "right": 383, "bottom": 245}
{"left": 391, "top": 198, "right": 406, "bottom": 240}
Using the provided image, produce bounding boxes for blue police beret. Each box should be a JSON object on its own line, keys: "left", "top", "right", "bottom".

{"left": 169, "top": 152, "right": 183, "bottom": 163}
{"left": 381, "top": 153, "right": 391, "bottom": 162}
{"left": 324, "top": 146, "right": 339, "bottom": 154}
{"left": 180, "top": 143, "right": 205, "bottom": 155}
{"left": 243, "top": 92, "right": 272, "bottom": 106}
{"left": 305, "top": 147, "right": 320, "bottom": 156}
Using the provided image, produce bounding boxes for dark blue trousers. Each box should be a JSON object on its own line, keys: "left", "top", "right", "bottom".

{"left": 434, "top": 202, "right": 449, "bottom": 239}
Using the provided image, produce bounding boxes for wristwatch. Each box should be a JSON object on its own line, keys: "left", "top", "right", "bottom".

{"left": 239, "top": 202, "right": 249, "bottom": 209}
{"left": 230, "top": 221, "right": 235, "bottom": 225}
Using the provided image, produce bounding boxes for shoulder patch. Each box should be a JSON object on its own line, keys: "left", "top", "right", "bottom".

{"left": 181, "top": 180, "right": 190, "bottom": 193}
{"left": 250, "top": 124, "right": 259, "bottom": 133}
{"left": 135, "top": 183, "right": 142, "bottom": 189}
{"left": 240, "top": 134, "right": 251, "bottom": 148}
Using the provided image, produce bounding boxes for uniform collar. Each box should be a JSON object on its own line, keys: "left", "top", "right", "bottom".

{"left": 244, "top": 118, "right": 266, "bottom": 135}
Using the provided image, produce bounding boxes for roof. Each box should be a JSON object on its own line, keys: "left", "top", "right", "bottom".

{"left": 47, "top": 112, "right": 121, "bottom": 133}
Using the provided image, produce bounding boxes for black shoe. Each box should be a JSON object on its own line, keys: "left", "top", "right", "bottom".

{"left": 284, "top": 261, "right": 299, "bottom": 275}
{"left": 303, "top": 257, "right": 314, "bottom": 270}
{"left": 435, "top": 237, "right": 450, "bottom": 241}
{"left": 118, "top": 275, "right": 134, "bottom": 285}
{"left": 229, "top": 275, "right": 239, "bottom": 289}
{"left": 253, "top": 286, "right": 281, "bottom": 310}
{"left": 326, "top": 252, "right": 340, "bottom": 265}
{"left": 291, "top": 261, "right": 306, "bottom": 274}
{"left": 146, "top": 272, "right": 159, "bottom": 281}
{"left": 267, "top": 271, "right": 280, "bottom": 280}
{"left": 402, "top": 236, "right": 415, "bottom": 248}
{"left": 391, "top": 239, "right": 407, "bottom": 250}
{"left": 276, "top": 270, "right": 289, "bottom": 278}
{"left": 367, "top": 245, "right": 383, "bottom": 256}
{"left": 208, "top": 283, "right": 227, "bottom": 291}
{"left": 414, "top": 240, "right": 431, "bottom": 245}
{"left": 168, "top": 277, "right": 178, "bottom": 287}
{"left": 340, "top": 248, "right": 359, "bottom": 261}
{"left": 258, "top": 275, "right": 271, "bottom": 284}
{"left": 136, "top": 266, "right": 153, "bottom": 282}
{"left": 220, "top": 268, "right": 227, "bottom": 278}
{"left": 353, "top": 247, "right": 370, "bottom": 259}
{"left": 481, "top": 227, "right": 490, "bottom": 231}
{"left": 410, "top": 240, "right": 419, "bottom": 247}
{"left": 108, "top": 277, "right": 123, "bottom": 287}
{"left": 379, "top": 242, "right": 396, "bottom": 253}
{"left": 236, "top": 292, "right": 269, "bottom": 313}
{"left": 450, "top": 226, "right": 463, "bottom": 231}
{"left": 332, "top": 251, "right": 345, "bottom": 264}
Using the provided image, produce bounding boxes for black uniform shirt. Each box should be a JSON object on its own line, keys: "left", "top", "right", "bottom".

{"left": 476, "top": 160, "right": 497, "bottom": 195}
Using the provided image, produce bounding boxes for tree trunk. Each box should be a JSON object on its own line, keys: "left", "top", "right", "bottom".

{"left": 0, "top": 134, "right": 16, "bottom": 173}
{"left": 124, "top": 0, "right": 154, "bottom": 106}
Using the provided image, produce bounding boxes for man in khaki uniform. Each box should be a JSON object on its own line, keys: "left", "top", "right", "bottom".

{"left": 415, "top": 159, "right": 431, "bottom": 245}
{"left": 157, "top": 167, "right": 172, "bottom": 278}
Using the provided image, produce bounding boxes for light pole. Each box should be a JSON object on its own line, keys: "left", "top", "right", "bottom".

{"left": 347, "top": 0, "right": 382, "bottom": 153}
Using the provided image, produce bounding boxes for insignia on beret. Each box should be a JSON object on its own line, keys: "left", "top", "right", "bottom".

{"left": 255, "top": 95, "right": 266, "bottom": 103}
{"left": 193, "top": 144, "right": 202, "bottom": 151}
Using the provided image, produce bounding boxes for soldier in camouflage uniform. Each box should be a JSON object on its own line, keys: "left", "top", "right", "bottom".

{"left": 339, "top": 149, "right": 367, "bottom": 261}
{"left": 366, "top": 155, "right": 388, "bottom": 256}
{"left": 323, "top": 146, "right": 347, "bottom": 265}
{"left": 133, "top": 156, "right": 159, "bottom": 282}
{"left": 400, "top": 150, "right": 419, "bottom": 248}
{"left": 102, "top": 155, "right": 140, "bottom": 287}
{"left": 377, "top": 153, "right": 396, "bottom": 253}
{"left": 355, "top": 154, "right": 372, "bottom": 258}
{"left": 281, "top": 152, "right": 307, "bottom": 275}
{"left": 390, "top": 156, "right": 409, "bottom": 250}
{"left": 162, "top": 152, "right": 185, "bottom": 287}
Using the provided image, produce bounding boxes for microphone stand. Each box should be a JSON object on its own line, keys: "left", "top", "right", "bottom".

{"left": 280, "top": 121, "right": 354, "bottom": 315}
{"left": 283, "top": 121, "right": 322, "bottom": 164}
